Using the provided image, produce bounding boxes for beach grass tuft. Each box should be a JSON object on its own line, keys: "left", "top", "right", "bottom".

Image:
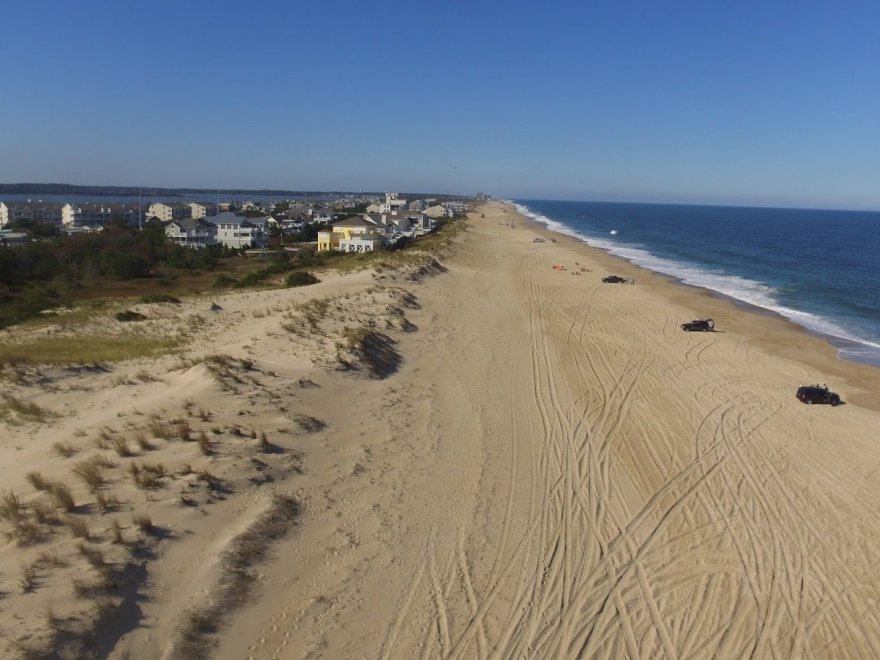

{"left": 20, "top": 563, "right": 37, "bottom": 593}
{"left": 52, "top": 441, "right": 78, "bottom": 458}
{"left": 1, "top": 490, "right": 26, "bottom": 522}
{"left": 198, "top": 431, "right": 213, "bottom": 455}
{"left": 110, "top": 436, "right": 132, "bottom": 457}
{"left": 66, "top": 516, "right": 90, "bottom": 540}
{"left": 78, "top": 542, "right": 105, "bottom": 568}
{"left": 0, "top": 394, "right": 53, "bottom": 425}
{"left": 133, "top": 513, "right": 154, "bottom": 535}
{"left": 32, "top": 497, "right": 60, "bottom": 525}
{"left": 95, "top": 491, "right": 120, "bottom": 513}
{"left": 111, "top": 517, "right": 124, "bottom": 544}
{"left": 26, "top": 471, "right": 52, "bottom": 492}
{"left": 134, "top": 431, "right": 154, "bottom": 451}
{"left": 72, "top": 461, "right": 104, "bottom": 492}
{"left": 175, "top": 420, "right": 192, "bottom": 442}
{"left": 147, "top": 416, "right": 173, "bottom": 441}
{"left": 49, "top": 482, "right": 76, "bottom": 512}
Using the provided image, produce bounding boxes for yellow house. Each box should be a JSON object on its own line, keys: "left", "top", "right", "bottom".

{"left": 317, "top": 216, "right": 386, "bottom": 252}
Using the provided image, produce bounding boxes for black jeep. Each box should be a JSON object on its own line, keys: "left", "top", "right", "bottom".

{"left": 602, "top": 275, "right": 629, "bottom": 284}
{"left": 796, "top": 385, "right": 841, "bottom": 406}
{"left": 681, "top": 319, "right": 715, "bottom": 332}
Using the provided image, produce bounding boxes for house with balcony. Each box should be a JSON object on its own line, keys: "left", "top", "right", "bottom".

{"left": 165, "top": 218, "right": 218, "bottom": 248}
{"left": 444, "top": 200, "right": 469, "bottom": 215}
{"left": 381, "top": 192, "right": 407, "bottom": 214}
{"left": 68, "top": 203, "right": 142, "bottom": 229}
{"left": 397, "top": 214, "right": 435, "bottom": 235}
{"left": 207, "top": 212, "right": 267, "bottom": 249}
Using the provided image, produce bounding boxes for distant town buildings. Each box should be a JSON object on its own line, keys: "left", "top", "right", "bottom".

{"left": 1, "top": 190, "right": 476, "bottom": 252}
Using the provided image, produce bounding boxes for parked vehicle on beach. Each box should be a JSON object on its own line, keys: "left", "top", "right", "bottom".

{"left": 602, "top": 275, "right": 629, "bottom": 284}
{"left": 681, "top": 319, "right": 715, "bottom": 332}
{"left": 796, "top": 385, "right": 841, "bottom": 406}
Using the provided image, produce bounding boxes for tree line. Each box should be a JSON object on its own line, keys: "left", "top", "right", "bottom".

{"left": 0, "top": 223, "right": 228, "bottom": 286}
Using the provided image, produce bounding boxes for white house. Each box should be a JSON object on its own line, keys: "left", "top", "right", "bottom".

{"left": 362, "top": 213, "right": 396, "bottom": 237}
{"left": 380, "top": 192, "right": 407, "bottom": 214}
{"left": 444, "top": 200, "right": 469, "bottom": 214}
{"left": 207, "top": 212, "right": 268, "bottom": 249}
{"left": 165, "top": 218, "right": 217, "bottom": 248}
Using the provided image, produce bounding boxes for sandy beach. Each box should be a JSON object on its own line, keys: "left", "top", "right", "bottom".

{"left": 3, "top": 200, "right": 880, "bottom": 659}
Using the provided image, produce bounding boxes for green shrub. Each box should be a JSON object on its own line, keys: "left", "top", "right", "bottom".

{"left": 233, "top": 271, "right": 270, "bottom": 288}
{"left": 213, "top": 274, "right": 237, "bottom": 288}
{"left": 115, "top": 310, "right": 147, "bottom": 322}
{"left": 140, "top": 294, "right": 180, "bottom": 304}
{"left": 285, "top": 272, "right": 319, "bottom": 287}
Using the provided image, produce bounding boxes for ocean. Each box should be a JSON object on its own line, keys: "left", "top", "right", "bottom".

{"left": 512, "top": 199, "right": 880, "bottom": 366}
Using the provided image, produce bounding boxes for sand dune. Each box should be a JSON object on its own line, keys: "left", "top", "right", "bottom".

{"left": 2, "top": 201, "right": 880, "bottom": 658}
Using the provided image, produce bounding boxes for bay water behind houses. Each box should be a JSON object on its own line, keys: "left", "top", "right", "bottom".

{"left": 513, "top": 199, "right": 880, "bottom": 366}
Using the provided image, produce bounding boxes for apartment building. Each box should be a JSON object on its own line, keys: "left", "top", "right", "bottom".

{"left": 0, "top": 201, "right": 74, "bottom": 227}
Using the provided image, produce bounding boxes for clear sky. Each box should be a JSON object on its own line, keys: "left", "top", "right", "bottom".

{"left": 2, "top": 1, "right": 880, "bottom": 209}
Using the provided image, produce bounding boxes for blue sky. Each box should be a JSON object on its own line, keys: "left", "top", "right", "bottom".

{"left": 2, "top": 1, "right": 880, "bottom": 209}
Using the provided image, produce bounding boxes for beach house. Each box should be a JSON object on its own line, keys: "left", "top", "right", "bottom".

{"left": 164, "top": 218, "right": 218, "bottom": 248}
{"left": 207, "top": 212, "right": 268, "bottom": 249}
{"left": 425, "top": 204, "right": 451, "bottom": 219}
{"left": 444, "top": 200, "right": 469, "bottom": 215}
{"left": 366, "top": 192, "right": 408, "bottom": 215}
{"left": 317, "top": 216, "right": 386, "bottom": 252}
{"left": 380, "top": 192, "right": 407, "bottom": 214}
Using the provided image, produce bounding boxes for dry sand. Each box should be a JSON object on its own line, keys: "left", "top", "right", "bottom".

{"left": 2, "top": 200, "right": 880, "bottom": 659}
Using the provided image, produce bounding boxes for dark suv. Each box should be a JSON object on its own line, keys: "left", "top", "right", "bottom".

{"left": 681, "top": 319, "right": 715, "bottom": 332}
{"left": 796, "top": 385, "right": 841, "bottom": 406}
{"left": 602, "top": 275, "right": 629, "bottom": 284}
